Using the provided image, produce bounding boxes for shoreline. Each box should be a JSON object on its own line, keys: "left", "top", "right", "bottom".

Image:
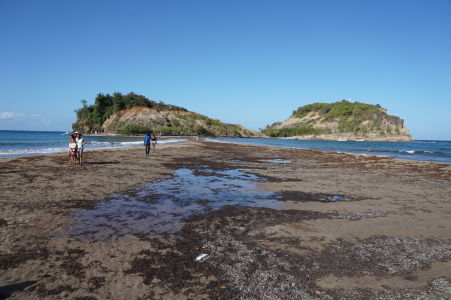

{"left": 0, "top": 136, "right": 192, "bottom": 160}
{"left": 201, "top": 138, "right": 451, "bottom": 166}
{"left": 2, "top": 138, "right": 450, "bottom": 166}
{"left": 1, "top": 141, "right": 450, "bottom": 299}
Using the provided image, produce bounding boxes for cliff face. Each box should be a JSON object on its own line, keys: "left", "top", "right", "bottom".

{"left": 264, "top": 100, "right": 412, "bottom": 142}
{"left": 75, "top": 106, "right": 258, "bottom": 137}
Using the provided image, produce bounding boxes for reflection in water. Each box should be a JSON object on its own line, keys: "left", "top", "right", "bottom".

{"left": 57, "top": 168, "right": 280, "bottom": 240}
{"left": 266, "top": 159, "right": 292, "bottom": 164}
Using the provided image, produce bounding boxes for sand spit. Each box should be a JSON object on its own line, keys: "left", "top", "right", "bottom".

{"left": 0, "top": 141, "right": 450, "bottom": 299}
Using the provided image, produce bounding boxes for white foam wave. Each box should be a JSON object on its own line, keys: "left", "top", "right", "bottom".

{"left": 89, "top": 141, "right": 111, "bottom": 145}
{"left": 119, "top": 141, "right": 143, "bottom": 145}
{"left": 0, "top": 147, "right": 67, "bottom": 155}
{"left": 0, "top": 138, "right": 188, "bottom": 157}
{"left": 202, "top": 138, "right": 228, "bottom": 143}
{"left": 158, "top": 138, "right": 188, "bottom": 144}
{"left": 400, "top": 150, "right": 415, "bottom": 154}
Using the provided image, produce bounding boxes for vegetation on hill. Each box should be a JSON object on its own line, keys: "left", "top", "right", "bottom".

{"left": 74, "top": 92, "right": 187, "bottom": 131}
{"left": 263, "top": 100, "right": 406, "bottom": 138}
{"left": 73, "top": 92, "right": 256, "bottom": 137}
{"left": 115, "top": 113, "right": 251, "bottom": 136}
{"left": 263, "top": 126, "right": 329, "bottom": 137}
{"left": 291, "top": 100, "right": 383, "bottom": 120}
{"left": 169, "top": 113, "right": 245, "bottom": 136}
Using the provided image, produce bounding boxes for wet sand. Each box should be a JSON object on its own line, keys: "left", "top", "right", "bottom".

{"left": 0, "top": 141, "right": 450, "bottom": 299}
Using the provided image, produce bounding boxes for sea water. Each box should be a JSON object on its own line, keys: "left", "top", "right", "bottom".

{"left": 2, "top": 130, "right": 450, "bottom": 164}
{"left": 0, "top": 130, "right": 187, "bottom": 158}
{"left": 204, "top": 138, "right": 451, "bottom": 164}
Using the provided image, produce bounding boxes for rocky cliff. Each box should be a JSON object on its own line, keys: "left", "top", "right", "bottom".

{"left": 263, "top": 100, "right": 412, "bottom": 142}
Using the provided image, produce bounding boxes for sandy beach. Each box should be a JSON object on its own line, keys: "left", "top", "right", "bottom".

{"left": 0, "top": 141, "right": 450, "bottom": 299}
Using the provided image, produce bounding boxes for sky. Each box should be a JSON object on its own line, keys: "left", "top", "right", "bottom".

{"left": 0, "top": 0, "right": 450, "bottom": 140}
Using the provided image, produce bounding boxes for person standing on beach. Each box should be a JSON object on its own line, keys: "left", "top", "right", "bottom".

{"left": 69, "top": 135, "right": 78, "bottom": 164}
{"left": 76, "top": 133, "right": 87, "bottom": 165}
{"left": 144, "top": 132, "right": 151, "bottom": 156}
{"left": 151, "top": 133, "right": 157, "bottom": 153}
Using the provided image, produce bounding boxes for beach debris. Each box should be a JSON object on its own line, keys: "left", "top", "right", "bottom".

{"left": 195, "top": 253, "right": 209, "bottom": 262}
{"left": 333, "top": 195, "right": 341, "bottom": 201}
{"left": 314, "top": 290, "right": 321, "bottom": 295}
{"left": 219, "top": 285, "right": 227, "bottom": 289}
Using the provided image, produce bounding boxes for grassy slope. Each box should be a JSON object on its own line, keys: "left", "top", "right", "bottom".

{"left": 73, "top": 93, "right": 256, "bottom": 137}
{"left": 263, "top": 100, "right": 403, "bottom": 137}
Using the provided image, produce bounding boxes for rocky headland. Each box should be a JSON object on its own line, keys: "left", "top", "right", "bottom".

{"left": 264, "top": 100, "right": 412, "bottom": 142}
{"left": 72, "top": 92, "right": 258, "bottom": 137}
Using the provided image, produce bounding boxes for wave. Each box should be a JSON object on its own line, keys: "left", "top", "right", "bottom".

{"left": 158, "top": 138, "right": 188, "bottom": 144}
{"left": 203, "top": 138, "right": 228, "bottom": 143}
{"left": 0, "top": 147, "right": 67, "bottom": 155}
{"left": 362, "top": 148, "right": 443, "bottom": 155}
{"left": 119, "top": 141, "right": 144, "bottom": 145}
{"left": 89, "top": 141, "right": 111, "bottom": 145}
{"left": 400, "top": 150, "right": 416, "bottom": 154}
{"left": 0, "top": 138, "right": 188, "bottom": 157}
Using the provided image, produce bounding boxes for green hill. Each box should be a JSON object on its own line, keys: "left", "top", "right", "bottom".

{"left": 263, "top": 100, "right": 412, "bottom": 142}
{"left": 72, "top": 92, "right": 258, "bottom": 137}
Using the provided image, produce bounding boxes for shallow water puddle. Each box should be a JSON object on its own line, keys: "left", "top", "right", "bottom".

{"left": 57, "top": 168, "right": 280, "bottom": 240}
{"left": 266, "top": 159, "right": 292, "bottom": 164}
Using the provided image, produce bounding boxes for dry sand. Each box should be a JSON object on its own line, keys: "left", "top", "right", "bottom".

{"left": 0, "top": 141, "right": 450, "bottom": 299}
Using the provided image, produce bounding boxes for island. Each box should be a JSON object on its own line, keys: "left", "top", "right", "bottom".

{"left": 263, "top": 100, "right": 412, "bottom": 142}
{"left": 72, "top": 92, "right": 258, "bottom": 137}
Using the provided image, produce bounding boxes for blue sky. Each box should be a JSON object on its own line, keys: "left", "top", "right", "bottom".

{"left": 0, "top": 0, "right": 450, "bottom": 140}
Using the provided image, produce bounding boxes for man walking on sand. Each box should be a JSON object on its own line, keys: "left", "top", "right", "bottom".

{"left": 144, "top": 131, "right": 151, "bottom": 156}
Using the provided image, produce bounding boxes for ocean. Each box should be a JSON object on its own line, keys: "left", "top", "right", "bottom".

{"left": 0, "top": 130, "right": 188, "bottom": 158}
{"left": 203, "top": 137, "right": 451, "bottom": 164}
{"left": 1, "top": 130, "right": 450, "bottom": 164}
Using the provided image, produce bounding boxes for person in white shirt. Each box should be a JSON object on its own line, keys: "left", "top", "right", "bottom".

{"left": 76, "top": 133, "right": 87, "bottom": 165}
{"left": 69, "top": 135, "right": 78, "bottom": 164}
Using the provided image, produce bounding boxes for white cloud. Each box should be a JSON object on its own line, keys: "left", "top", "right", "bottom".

{"left": 0, "top": 112, "right": 52, "bottom": 130}
{"left": 0, "top": 112, "right": 42, "bottom": 120}
{"left": 0, "top": 112, "right": 26, "bottom": 119}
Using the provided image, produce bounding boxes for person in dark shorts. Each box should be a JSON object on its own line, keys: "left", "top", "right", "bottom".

{"left": 151, "top": 133, "right": 157, "bottom": 153}
{"left": 144, "top": 132, "right": 151, "bottom": 156}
